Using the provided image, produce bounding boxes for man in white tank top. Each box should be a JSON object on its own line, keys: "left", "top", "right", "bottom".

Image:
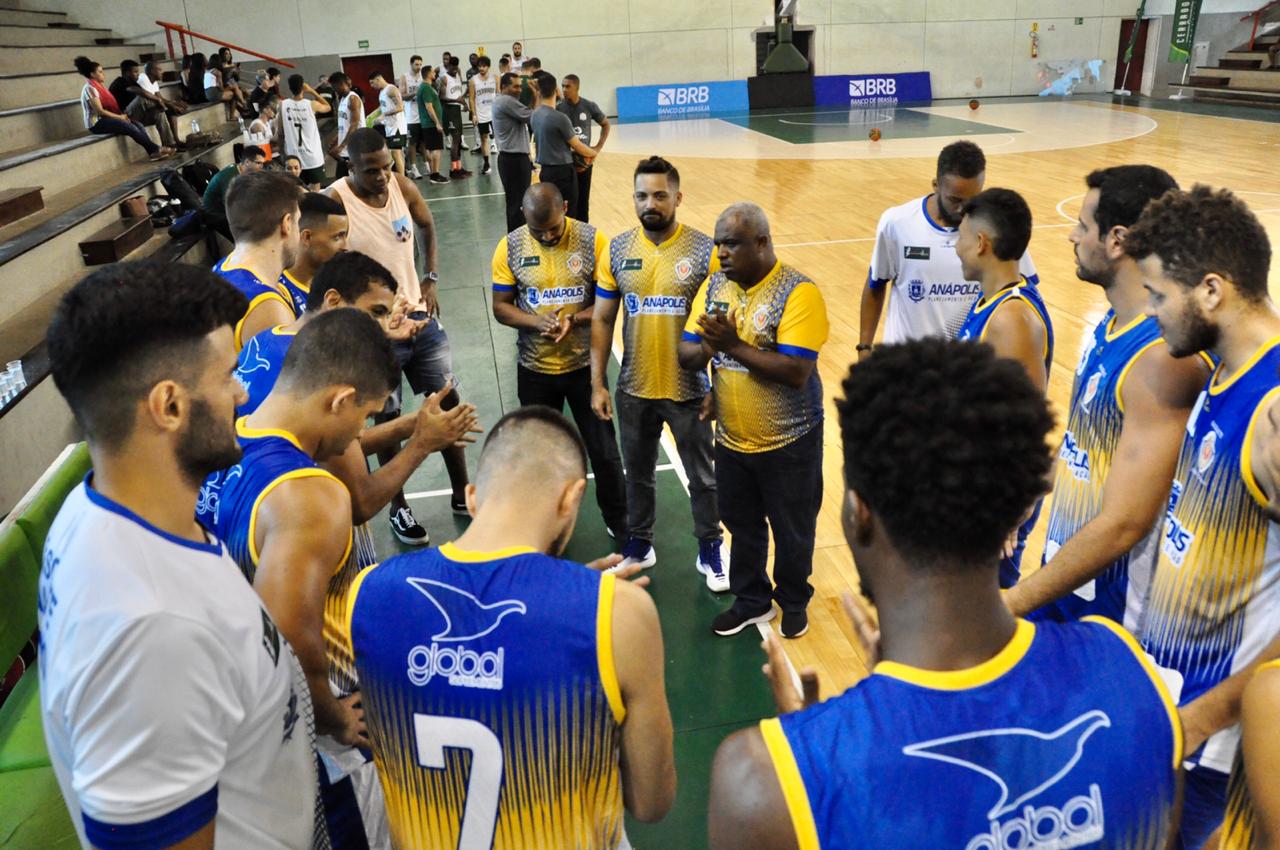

{"left": 328, "top": 71, "right": 364, "bottom": 179}
{"left": 369, "top": 71, "right": 408, "bottom": 177}
{"left": 399, "top": 55, "right": 425, "bottom": 180}
{"left": 281, "top": 73, "right": 332, "bottom": 189}
{"left": 40, "top": 262, "right": 323, "bottom": 850}
{"left": 325, "top": 128, "right": 474, "bottom": 543}
{"left": 468, "top": 55, "right": 498, "bottom": 176}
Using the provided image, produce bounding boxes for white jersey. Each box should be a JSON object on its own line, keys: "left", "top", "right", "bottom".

{"left": 379, "top": 85, "right": 408, "bottom": 137}
{"left": 39, "top": 482, "right": 318, "bottom": 850}
{"left": 869, "top": 194, "right": 1039, "bottom": 342}
{"left": 336, "top": 91, "right": 361, "bottom": 158}
{"left": 472, "top": 72, "right": 497, "bottom": 122}
{"left": 399, "top": 73, "right": 420, "bottom": 125}
{"left": 441, "top": 72, "right": 465, "bottom": 103}
{"left": 281, "top": 96, "right": 325, "bottom": 169}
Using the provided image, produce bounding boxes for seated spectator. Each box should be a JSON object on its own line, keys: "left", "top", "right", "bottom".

{"left": 108, "top": 59, "right": 182, "bottom": 150}
{"left": 203, "top": 144, "right": 266, "bottom": 240}
{"left": 75, "top": 56, "right": 173, "bottom": 160}
{"left": 283, "top": 154, "right": 302, "bottom": 182}
{"left": 182, "top": 52, "right": 208, "bottom": 104}
{"left": 248, "top": 67, "right": 280, "bottom": 114}
{"left": 140, "top": 60, "right": 186, "bottom": 112}
{"left": 205, "top": 54, "right": 248, "bottom": 114}
{"left": 217, "top": 47, "right": 241, "bottom": 86}
{"left": 244, "top": 98, "right": 276, "bottom": 159}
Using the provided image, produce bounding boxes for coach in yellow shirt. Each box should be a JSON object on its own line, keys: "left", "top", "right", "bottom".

{"left": 591, "top": 156, "right": 727, "bottom": 590}
{"left": 678, "top": 202, "right": 828, "bottom": 639}
{"left": 492, "top": 182, "right": 628, "bottom": 539}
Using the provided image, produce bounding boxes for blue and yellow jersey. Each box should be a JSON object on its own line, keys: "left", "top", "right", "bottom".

{"left": 196, "top": 419, "right": 361, "bottom": 693}
{"left": 233, "top": 325, "right": 297, "bottom": 417}
{"left": 682, "top": 262, "right": 828, "bottom": 454}
{"left": 1037, "top": 312, "right": 1166, "bottom": 627}
{"left": 212, "top": 257, "right": 297, "bottom": 349}
{"left": 1220, "top": 658, "right": 1280, "bottom": 850}
{"left": 279, "top": 270, "right": 311, "bottom": 316}
{"left": 1142, "top": 337, "right": 1280, "bottom": 772}
{"left": 344, "top": 544, "right": 626, "bottom": 849}
{"left": 956, "top": 277, "right": 1055, "bottom": 378}
{"left": 765, "top": 617, "right": 1181, "bottom": 850}
{"left": 596, "top": 224, "right": 717, "bottom": 402}
{"left": 491, "top": 219, "right": 605, "bottom": 375}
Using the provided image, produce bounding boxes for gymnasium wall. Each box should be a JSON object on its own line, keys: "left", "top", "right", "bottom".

{"left": 43, "top": 0, "right": 1270, "bottom": 112}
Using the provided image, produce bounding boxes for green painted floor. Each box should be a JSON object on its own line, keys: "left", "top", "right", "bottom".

{"left": 724, "top": 106, "right": 1019, "bottom": 144}
{"left": 365, "top": 178, "right": 774, "bottom": 849}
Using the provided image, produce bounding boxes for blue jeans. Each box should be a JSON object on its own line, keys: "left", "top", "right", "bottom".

{"left": 90, "top": 117, "right": 159, "bottom": 155}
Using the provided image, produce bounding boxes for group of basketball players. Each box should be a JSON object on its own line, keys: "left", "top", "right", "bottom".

{"left": 31, "top": 97, "right": 1280, "bottom": 850}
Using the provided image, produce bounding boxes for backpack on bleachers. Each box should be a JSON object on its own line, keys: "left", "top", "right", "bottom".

{"left": 179, "top": 161, "right": 219, "bottom": 196}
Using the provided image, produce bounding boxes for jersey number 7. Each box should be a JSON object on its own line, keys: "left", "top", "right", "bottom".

{"left": 414, "top": 714, "right": 502, "bottom": 849}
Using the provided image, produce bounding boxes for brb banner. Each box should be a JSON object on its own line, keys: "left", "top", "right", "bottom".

{"left": 812, "top": 72, "right": 933, "bottom": 108}
{"left": 616, "top": 79, "right": 750, "bottom": 122}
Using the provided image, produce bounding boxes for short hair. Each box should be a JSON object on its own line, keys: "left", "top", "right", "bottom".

{"left": 409, "top": 54, "right": 423, "bottom": 63}
{"left": 478, "top": 55, "right": 491, "bottom": 68}
{"left": 143, "top": 60, "right": 160, "bottom": 76}
{"left": 635, "top": 155, "right": 680, "bottom": 189}
{"left": 329, "top": 71, "right": 349, "bottom": 87}
{"left": 240, "top": 144, "right": 266, "bottom": 162}
{"left": 1084, "top": 165, "right": 1179, "bottom": 237}
{"left": 719, "top": 202, "right": 770, "bottom": 236}
{"left": 225, "top": 170, "right": 301, "bottom": 243}
{"left": 367, "top": 70, "right": 384, "bottom": 83}
{"left": 1124, "top": 185, "right": 1272, "bottom": 302}
{"left": 73, "top": 56, "right": 98, "bottom": 77}
{"left": 500, "top": 72, "right": 518, "bottom": 89}
{"left": 298, "top": 192, "right": 345, "bottom": 231}
{"left": 524, "top": 57, "right": 542, "bottom": 70}
{"left": 288, "top": 73, "right": 304, "bottom": 95}
{"left": 936, "top": 140, "right": 986, "bottom": 181}
{"left": 535, "top": 72, "right": 557, "bottom": 99}
{"left": 267, "top": 66, "right": 280, "bottom": 79}
{"left": 306, "top": 250, "right": 397, "bottom": 312}
{"left": 47, "top": 262, "right": 248, "bottom": 449}
{"left": 474, "top": 406, "right": 588, "bottom": 498}
{"left": 563, "top": 73, "right": 579, "bottom": 85}
{"left": 512, "top": 41, "right": 522, "bottom": 47}
{"left": 120, "top": 59, "right": 139, "bottom": 73}
{"left": 345, "top": 127, "right": 387, "bottom": 161}
{"left": 962, "top": 188, "right": 1033, "bottom": 261}
{"left": 276, "top": 308, "right": 398, "bottom": 402}
{"left": 838, "top": 339, "right": 1054, "bottom": 570}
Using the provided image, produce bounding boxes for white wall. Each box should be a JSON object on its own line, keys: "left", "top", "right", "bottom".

{"left": 43, "top": 0, "right": 1262, "bottom": 110}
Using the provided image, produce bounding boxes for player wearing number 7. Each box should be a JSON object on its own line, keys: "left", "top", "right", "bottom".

{"left": 280, "top": 72, "right": 332, "bottom": 190}
{"left": 344, "top": 406, "right": 676, "bottom": 849}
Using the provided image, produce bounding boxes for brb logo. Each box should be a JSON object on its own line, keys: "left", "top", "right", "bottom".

{"left": 658, "top": 86, "right": 710, "bottom": 107}
{"left": 849, "top": 77, "right": 899, "bottom": 105}
{"left": 406, "top": 579, "right": 527, "bottom": 690}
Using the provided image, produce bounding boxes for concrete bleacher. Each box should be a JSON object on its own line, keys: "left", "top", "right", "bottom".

{"left": 1174, "top": 28, "right": 1280, "bottom": 103}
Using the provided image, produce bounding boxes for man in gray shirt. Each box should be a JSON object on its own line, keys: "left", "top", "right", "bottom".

{"left": 493, "top": 72, "right": 534, "bottom": 232}
{"left": 557, "top": 74, "right": 610, "bottom": 222}
{"left": 530, "top": 72, "right": 597, "bottom": 221}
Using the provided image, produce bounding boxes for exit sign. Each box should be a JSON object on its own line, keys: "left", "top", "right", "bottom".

{"left": 358, "top": 39, "right": 369, "bottom": 48}
{"left": 1074, "top": 17, "right": 1083, "bottom": 24}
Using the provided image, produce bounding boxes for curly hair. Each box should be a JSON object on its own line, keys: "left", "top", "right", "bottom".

{"left": 47, "top": 262, "right": 248, "bottom": 449}
{"left": 1085, "top": 165, "right": 1178, "bottom": 236}
{"left": 962, "top": 188, "right": 1033, "bottom": 262}
{"left": 1124, "top": 184, "right": 1271, "bottom": 302}
{"left": 837, "top": 338, "right": 1054, "bottom": 570}
{"left": 936, "top": 140, "right": 986, "bottom": 181}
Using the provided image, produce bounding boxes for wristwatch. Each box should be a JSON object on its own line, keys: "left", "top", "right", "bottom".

{"left": 856, "top": 343, "right": 874, "bottom": 352}
{"left": 425, "top": 272, "right": 439, "bottom": 283}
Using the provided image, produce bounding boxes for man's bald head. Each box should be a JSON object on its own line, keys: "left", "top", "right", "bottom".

{"left": 522, "top": 183, "right": 568, "bottom": 245}
{"left": 473, "top": 406, "right": 587, "bottom": 503}
{"left": 714, "top": 202, "right": 776, "bottom": 285}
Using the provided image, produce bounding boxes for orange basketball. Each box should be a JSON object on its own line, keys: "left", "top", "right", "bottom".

{"left": 869, "top": 128, "right": 882, "bottom": 141}
{"left": 969, "top": 99, "right": 980, "bottom": 110}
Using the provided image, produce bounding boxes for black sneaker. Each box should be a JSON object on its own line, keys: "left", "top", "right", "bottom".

{"left": 780, "top": 610, "right": 809, "bottom": 639}
{"left": 459, "top": 167, "right": 474, "bottom": 177}
{"left": 429, "top": 172, "right": 449, "bottom": 184}
{"left": 390, "top": 506, "right": 430, "bottom": 546}
{"left": 470, "top": 145, "right": 482, "bottom": 154}
{"left": 481, "top": 161, "right": 491, "bottom": 175}
{"left": 712, "top": 606, "right": 775, "bottom": 636}
{"left": 450, "top": 495, "right": 469, "bottom": 516}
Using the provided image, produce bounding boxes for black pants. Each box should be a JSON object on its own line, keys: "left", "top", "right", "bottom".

{"left": 516, "top": 365, "right": 627, "bottom": 537}
{"left": 538, "top": 163, "right": 577, "bottom": 219}
{"left": 717, "top": 425, "right": 823, "bottom": 617}
{"left": 498, "top": 152, "right": 532, "bottom": 232}
{"left": 576, "top": 165, "right": 593, "bottom": 222}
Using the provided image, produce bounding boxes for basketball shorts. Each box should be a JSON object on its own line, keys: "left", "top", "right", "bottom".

{"left": 408, "top": 122, "right": 422, "bottom": 145}
{"left": 385, "top": 133, "right": 407, "bottom": 150}
{"left": 423, "top": 126, "right": 444, "bottom": 151}
{"left": 443, "top": 103, "right": 464, "bottom": 134}
{"left": 300, "top": 165, "right": 327, "bottom": 185}
{"left": 477, "top": 121, "right": 493, "bottom": 136}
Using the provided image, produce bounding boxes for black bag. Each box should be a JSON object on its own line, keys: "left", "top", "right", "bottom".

{"left": 168, "top": 209, "right": 204, "bottom": 238}
{"left": 161, "top": 169, "right": 204, "bottom": 211}
{"left": 180, "top": 161, "right": 219, "bottom": 196}
{"left": 147, "top": 196, "right": 180, "bottom": 228}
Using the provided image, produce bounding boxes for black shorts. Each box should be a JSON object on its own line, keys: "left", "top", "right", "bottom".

{"left": 408, "top": 123, "right": 422, "bottom": 144}
{"left": 299, "top": 165, "right": 326, "bottom": 184}
{"left": 477, "top": 121, "right": 493, "bottom": 136}
{"left": 386, "top": 133, "right": 407, "bottom": 150}
{"left": 443, "top": 103, "right": 464, "bottom": 134}
{"left": 423, "top": 126, "right": 444, "bottom": 151}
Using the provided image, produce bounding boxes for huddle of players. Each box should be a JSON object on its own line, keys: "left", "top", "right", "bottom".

{"left": 31, "top": 141, "right": 1280, "bottom": 850}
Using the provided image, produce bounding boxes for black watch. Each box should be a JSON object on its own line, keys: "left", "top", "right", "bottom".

{"left": 425, "top": 272, "right": 439, "bottom": 283}
{"left": 856, "top": 343, "right": 874, "bottom": 352}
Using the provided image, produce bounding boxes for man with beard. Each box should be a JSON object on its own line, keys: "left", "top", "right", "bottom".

{"left": 198, "top": 309, "right": 400, "bottom": 847}
{"left": 1003, "top": 166, "right": 1210, "bottom": 625}
{"left": 213, "top": 170, "right": 302, "bottom": 349}
{"left": 40, "top": 262, "right": 320, "bottom": 849}
{"left": 1123, "top": 185, "right": 1280, "bottom": 850}
{"left": 344, "top": 406, "right": 676, "bottom": 848}
{"left": 591, "top": 156, "right": 727, "bottom": 587}
{"left": 491, "top": 183, "right": 628, "bottom": 541}
{"left": 857, "top": 141, "right": 1039, "bottom": 355}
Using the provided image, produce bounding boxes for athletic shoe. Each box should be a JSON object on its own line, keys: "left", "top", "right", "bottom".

{"left": 390, "top": 506, "right": 430, "bottom": 546}
{"left": 459, "top": 167, "right": 474, "bottom": 177}
{"left": 450, "top": 495, "right": 469, "bottom": 516}
{"left": 470, "top": 145, "right": 482, "bottom": 154}
{"left": 712, "top": 606, "right": 775, "bottom": 636}
{"left": 619, "top": 538, "right": 656, "bottom": 570}
{"left": 408, "top": 165, "right": 423, "bottom": 179}
{"left": 481, "top": 161, "right": 492, "bottom": 175}
{"left": 696, "top": 539, "right": 730, "bottom": 593}
{"left": 490, "top": 141, "right": 497, "bottom": 154}
{"left": 429, "top": 172, "right": 449, "bottom": 184}
{"left": 780, "top": 610, "right": 809, "bottom": 639}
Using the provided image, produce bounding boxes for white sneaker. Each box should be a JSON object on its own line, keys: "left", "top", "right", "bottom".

{"left": 408, "top": 165, "right": 423, "bottom": 179}
{"left": 618, "top": 538, "right": 657, "bottom": 571}
{"left": 696, "top": 539, "right": 731, "bottom": 593}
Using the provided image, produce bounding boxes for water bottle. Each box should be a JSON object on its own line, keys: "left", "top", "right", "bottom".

{"left": 192, "top": 119, "right": 201, "bottom": 133}
{"left": 7, "top": 360, "right": 23, "bottom": 388}
{"left": 237, "top": 115, "right": 246, "bottom": 132}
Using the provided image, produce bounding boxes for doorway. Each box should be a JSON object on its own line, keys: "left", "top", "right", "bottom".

{"left": 341, "top": 52, "right": 394, "bottom": 119}
{"left": 1114, "top": 18, "right": 1151, "bottom": 91}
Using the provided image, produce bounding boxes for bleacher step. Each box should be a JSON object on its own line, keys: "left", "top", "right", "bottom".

{"left": 0, "top": 68, "right": 180, "bottom": 111}
{"left": 1218, "top": 58, "right": 1263, "bottom": 70}
{"left": 78, "top": 214, "right": 150, "bottom": 265}
{"left": 94, "top": 37, "right": 124, "bottom": 46}
{"left": 0, "top": 90, "right": 218, "bottom": 155}
{"left": 0, "top": 23, "right": 107, "bottom": 46}
{"left": 0, "top": 8, "right": 68, "bottom": 27}
{"left": 0, "top": 43, "right": 158, "bottom": 76}
{"left": 0, "top": 187, "right": 42, "bottom": 228}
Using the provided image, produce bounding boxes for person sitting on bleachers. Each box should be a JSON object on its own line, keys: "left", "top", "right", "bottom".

{"left": 74, "top": 55, "right": 173, "bottom": 161}
{"left": 249, "top": 67, "right": 281, "bottom": 114}
{"left": 244, "top": 98, "right": 276, "bottom": 160}
{"left": 205, "top": 53, "right": 249, "bottom": 116}
{"left": 181, "top": 52, "right": 209, "bottom": 105}
{"left": 108, "top": 59, "right": 182, "bottom": 152}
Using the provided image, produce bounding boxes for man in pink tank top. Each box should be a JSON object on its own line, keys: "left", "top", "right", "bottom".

{"left": 325, "top": 128, "right": 473, "bottom": 546}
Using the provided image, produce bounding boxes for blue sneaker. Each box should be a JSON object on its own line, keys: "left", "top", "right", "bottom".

{"left": 696, "top": 538, "right": 729, "bottom": 592}
{"left": 619, "top": 537, "right": 656, "bottom": 571}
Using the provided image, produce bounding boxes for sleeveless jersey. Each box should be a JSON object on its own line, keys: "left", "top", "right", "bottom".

{"left": 1037, "top": 313, "right": 1165, "bottom": 628}
{"left": 956, "top": 277, "right": 1055, "bottom": 376}
{"left": 491, "top": 219, "right": 604, "bottom": 374}
{"left": 280, "top": 270, "right": 310, "bottom": 316}
{"left": 196, "top": 419, "right": 362, "bottom": 694}
{"left": 1141, "top": 337, "right": 1280, "bottom": 772}
{"left": 212, "top": 257, "right": 296, "bottom": 350}
{"left": 336, "top": 92, "right": 359, "bottom": 158}
{"left": 399, "top": 74, "right": 420, "bottom": 125}
{"left": 767, "top": 617, "right": 1181, "bottom": 850}
{"left": 1220, "top": 658, "right": 1280, "bottom": 850}
{"left": 683, "top": 262, "right": 829, "bottom": 454}
{"left": 345, "top": 544, "right": 626, "bottom": 849}
{"left": 596, "top": 224, "right": 716, "bottom": 402}
{"left": 330, "top": 176, "right": 421, "bottom": 305}
{"left": 379, "top": 85, "right": 408, "bottom": 137}
{"left": 281, "top": 96, "right": 325, "bottom": 169}
{"left": 234, "top": 325, "right": 297, "bottom": 417}
{"left": 473, "top": 72, "right": 497, "bottom": 122}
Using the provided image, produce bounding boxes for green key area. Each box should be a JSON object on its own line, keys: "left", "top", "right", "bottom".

{"left": 724, "top": 106, "right": 1020, "bottom": 145}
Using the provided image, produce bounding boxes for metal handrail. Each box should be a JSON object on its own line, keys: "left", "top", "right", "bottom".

{"left": 1241, "top": 0, "right": 1280, "bottom": 50}
{"left": 154, "top": 20, "right": 295, "bottom": 67}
